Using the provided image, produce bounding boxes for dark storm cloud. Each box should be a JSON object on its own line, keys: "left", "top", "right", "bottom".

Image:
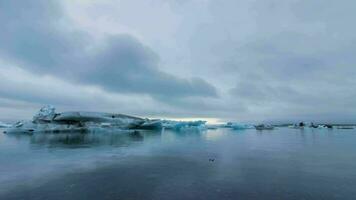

{"left": 0, "top": 0, "right": 217, "bottom": 98}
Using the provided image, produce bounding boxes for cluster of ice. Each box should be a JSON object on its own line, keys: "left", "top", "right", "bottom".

{"left": 289, "top": 122, "right": 334, "bottom": 129}
{"left": 4, "top": 105, "right": 294, "bottom": 134}
{"left": 222, "top": 122, "right": 276, "bottom": 130}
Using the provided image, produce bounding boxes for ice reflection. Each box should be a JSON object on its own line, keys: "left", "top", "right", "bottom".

{"left": 5, "top": 130, "right": 163, "bottom": 149}
{"left": 29, "top": 131, "right": 144, "bottom": 148}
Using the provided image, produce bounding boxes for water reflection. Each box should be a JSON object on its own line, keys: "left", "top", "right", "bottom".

{"left": 4, "top": 130, "right": 163, "bottom": 149}
{"left": 1, "top": 128, "right": 356, "bottom": 200}
{"left": 204, "top": 130, "right": 226, "bottom": 141}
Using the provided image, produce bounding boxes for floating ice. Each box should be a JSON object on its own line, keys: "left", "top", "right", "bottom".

{"left": 4, "top": 106, "right": 162, "bottom": 134}
{"left": 0, "top": 121, "right": 11, "bottom": 128}
{"left": 289, "top": 122, "right": 332, "bottom": 129}
{"left": 255, "top": 124, "right": 274, "bottom": 130}
{"left": 224, "top": 122, "right": 254, "bottom": 130}
{"left": 206, "top": 125, "right": 218, "bottom": 130}
{"left": 162, "top": 120, "right": 206, "bottom": 131}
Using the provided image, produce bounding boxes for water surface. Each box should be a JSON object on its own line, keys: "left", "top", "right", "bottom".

{"left": 0, "top": 128, "right": 355, "bottom": 200}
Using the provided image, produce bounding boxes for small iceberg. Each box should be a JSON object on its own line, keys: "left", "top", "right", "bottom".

{"left": 337, "top": 126, "right": 354, "bottom": 129}
{"left": 255, "top": 124, "right": 274, "bottom": 130}
{"left": 289, "top": 122, "right": 315, "bottom": 129}
{"left": 224, "top": 122, "right": 254, "bottom": 130}
{"left": 320, "top": 124, "right": 333, "bottom": 129}
{"left": 0, "top": 121, "right": 11, "bottom": 128}
{"left": 162, "top": 120, "right": 206, "bottom": 131}
{"left": 206, "top": 125, "right": 219, "bottom": 130}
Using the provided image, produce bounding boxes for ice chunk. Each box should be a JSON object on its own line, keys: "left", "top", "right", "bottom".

{"left": 0, "top": 121, "right": 11, "bottom": 128}
{"left": 232, "top": 123, "right": 254, "bottom": 130}
{"left": 224, "top": 122, "right": 254, "bottom": 130}
{"left": 206, "top": 125, "right": 218, "bottom": 130}
{"left": 255, "top": 124, "right": 274, "bottom": 130}
{"left": 162, "top": 120, "right": 206, "bottom": 131}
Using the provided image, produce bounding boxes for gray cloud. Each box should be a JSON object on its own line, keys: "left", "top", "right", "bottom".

{"left": 0, "top": 0, "right": 217, "bottom": 99}
{"left": 160, "top": 0, "right": 356, "bottom": 122}
{"left": 82, "top": 35, "right": 217, "bottom": 97}
{"left": 0, "top": 0, "right": 82, "bottom": 72}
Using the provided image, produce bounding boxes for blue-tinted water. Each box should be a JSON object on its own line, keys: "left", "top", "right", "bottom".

{"left": 0, "top": 128, "right": 356, "bottom": 200}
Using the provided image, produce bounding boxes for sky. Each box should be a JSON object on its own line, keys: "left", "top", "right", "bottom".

{"left": 0, "top": 0, "right": 356, "bottom": 123}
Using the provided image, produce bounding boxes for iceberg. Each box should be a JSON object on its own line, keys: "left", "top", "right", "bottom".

{"left": 255, "top": 124, "right": 274, "bottom": 130}
{"left": 289, "top": 122, "right": 323, "bottom": 129}
{"left": 0, "top": 121, "right": 11, "bottom": 128}
{"left": 162, "top": 120, "right": 206, "bottom": 131}
{"left": 206, "top": 125, "right": 218, "bottom": 130}
{"left": 4, "top": 105, "right": 162, "bottom": 134}
{"left": 224, "top": 122, "right": 254, "bottom": 130}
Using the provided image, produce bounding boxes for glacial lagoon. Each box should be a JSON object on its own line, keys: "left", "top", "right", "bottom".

{"left": 0, "top": 128, "right": 356, "bottom": 200}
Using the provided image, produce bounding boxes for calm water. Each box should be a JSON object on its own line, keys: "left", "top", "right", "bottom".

{"left": 0, "top": 128, "right": 356, "bottom": 200}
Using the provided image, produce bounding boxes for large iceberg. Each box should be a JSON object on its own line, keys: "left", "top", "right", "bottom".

{"left": 4, "top": 105, "right": 162, "bottom": 134}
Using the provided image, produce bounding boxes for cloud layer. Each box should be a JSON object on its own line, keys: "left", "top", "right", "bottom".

{"left": 1, "top": 0, "right": 356, "bottom": 123}
{"left": 0, "top": 0, "right": 217, "bottom": 100}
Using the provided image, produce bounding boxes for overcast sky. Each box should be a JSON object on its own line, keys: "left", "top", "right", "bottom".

{"left": 1, "top": 0, "right": 355, "bottom": 123}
